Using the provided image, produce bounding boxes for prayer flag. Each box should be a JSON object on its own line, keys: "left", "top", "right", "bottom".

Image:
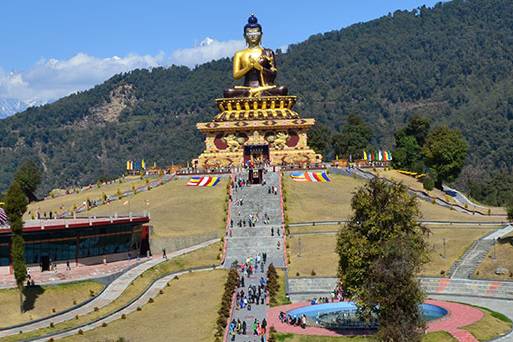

{"left": 290, "top": 171, "right": 330, "bottom": 182}
{"left": 187, "top": 176, "right": 220, "bottom": 187}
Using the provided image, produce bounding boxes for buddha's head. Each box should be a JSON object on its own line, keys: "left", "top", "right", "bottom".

{"left": 244, "top": 15, "right": 262, "bottom": 46}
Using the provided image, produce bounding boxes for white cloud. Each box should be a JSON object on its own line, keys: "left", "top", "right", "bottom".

{"left": 0, "top": 52, "right": 165, "bottom": 105}
{"left": 0, "top": 37, "right": 245, "bottom": 110}
{"left": 171, "top": 37, "right": 245, "bottom": 68}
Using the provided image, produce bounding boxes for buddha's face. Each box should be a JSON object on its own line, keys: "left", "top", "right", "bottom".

{"left": 244, "top": 27, "right": 262, "bottom": 46}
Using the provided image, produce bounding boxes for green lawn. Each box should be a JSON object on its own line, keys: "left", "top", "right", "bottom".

{"left": 287, "top": 226, "right": 495, "bottom": 277}
{"left": 284, "top": 173, "right": 499, "bottom": 223}
{"left": 88, "top": 177, "right": 228, "bottom": 238}
{"left": 66, "top": 270, "right": 226, "bottom": 342}
{"left": 462, "top": 305, "right": 512, "bottom": 341}
{"left": 0, "top": 280, "right": 103, "bottom": 328}
{"left": 25, "top": 176, "right": 156, "bottom": 219}
{"left": 3, "top": 242, "right": 221, "bottom": 341}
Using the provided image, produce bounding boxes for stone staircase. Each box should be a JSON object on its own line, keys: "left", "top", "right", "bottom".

{"left": 286, "top": 276, "right": 513, "bottom": 302}
{"left": 287, "top": 277, "right": 338, "bottom": 302}
{"left": 450, "top": 239, "right": 494, "bottom": 279}
{"left": 223, "top": 170, "right": 285, "bottom": 268}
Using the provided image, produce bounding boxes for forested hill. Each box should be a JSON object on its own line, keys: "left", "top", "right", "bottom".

{"left": 1, "top": 0, "right": 513, "bottom": 205}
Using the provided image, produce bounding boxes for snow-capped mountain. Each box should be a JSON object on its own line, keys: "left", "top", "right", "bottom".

{"left": 0, "top": 98, "right": 48, "bottom": 119}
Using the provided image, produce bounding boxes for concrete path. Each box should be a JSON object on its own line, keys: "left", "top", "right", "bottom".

{"left": 0, "top": 238, "right": 219, "bottom": 338}
{"left": 484, "top": 224, "right": 513, "bottom": 240}
{"left": 225, "top": 170, "right": 285, "bottom": 341}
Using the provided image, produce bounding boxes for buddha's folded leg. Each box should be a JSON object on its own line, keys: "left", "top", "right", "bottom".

{"left": 224, "top": 88, "right": 251, "bottom": 98}
{"left": 264, "top": 86, "right": 288, "bottom": 96}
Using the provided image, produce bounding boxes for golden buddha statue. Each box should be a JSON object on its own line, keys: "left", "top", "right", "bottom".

{"left": 224, "top": 15, "right": 288, "bottom": 98}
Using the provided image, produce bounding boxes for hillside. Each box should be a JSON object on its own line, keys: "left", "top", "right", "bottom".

{"left": 1, "top": 0, "right": 513, "bottom": 204}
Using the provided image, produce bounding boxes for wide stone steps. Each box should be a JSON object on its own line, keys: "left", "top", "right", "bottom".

{"left": 451, "top": 240, "right": 494, "bottom": 279}
{"left": 223, "top": 170, "right": 285, "bottom": 269}
{"left": 228, "top": 228, "right": 282, "bottom": 238}
{"left": 287, "top": 276, "right": 513, "bottom": 302}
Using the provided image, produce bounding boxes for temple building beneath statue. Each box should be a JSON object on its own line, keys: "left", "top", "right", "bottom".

{"left": 194, "top": 96, "right": 321, "bottom": 168}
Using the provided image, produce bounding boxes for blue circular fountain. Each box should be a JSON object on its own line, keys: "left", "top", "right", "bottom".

{"left": 286, "top": 302, "right": 448, "bottom": 330}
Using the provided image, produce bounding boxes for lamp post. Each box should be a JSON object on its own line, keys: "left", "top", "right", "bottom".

{"left": 443, "top": 238, "right": 446, "bottom": 259}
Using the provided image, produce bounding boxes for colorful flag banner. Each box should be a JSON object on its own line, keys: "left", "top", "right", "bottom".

{"left": 290, "top": 171, "right": 331, "bottom": 182}
{"left": 187, "top": 176, "right": 220, "bottom": 187}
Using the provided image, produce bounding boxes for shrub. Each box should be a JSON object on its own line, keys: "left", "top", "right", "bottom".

{"left": 94, "top": 306, "right": 99, "bottom": 312}
{"left": 49, "top": 322, "right": 54, "bottom": 328}
{"left": 137, "top": 306, "right": 142, "bottom": 311}
{"left": 78, "top": 329, "right": 84, "bottom": 335}
{"left": 311, "top": 269, "right": 317, "bottom": 276}
{"left": 215, "top": 265, "right": 239, "bottom": 337}
{"left": 121, "top": 314, "right": 127, "bottom": 319}
{"left": 102, "top": 322, "right": 108, "bottom": 327}
{"left": 75, "top": 314, "right": 79, "bottom": 320}
{"left": 148, "top": 298, "right": 154, "bottom": 303}
{"left": 422, "top": 176, "right": 435, "bottom": 191}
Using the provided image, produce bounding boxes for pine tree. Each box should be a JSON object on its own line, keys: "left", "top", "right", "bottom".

{"left": 4, "top": 181, "right": 28, "bottom": 312}
{"left": 337, "top": 178, "right": 429, "bottom": 341}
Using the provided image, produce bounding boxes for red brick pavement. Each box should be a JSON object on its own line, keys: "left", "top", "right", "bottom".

{"left": 0, "top": 257, "right": 150, "bottom": 288}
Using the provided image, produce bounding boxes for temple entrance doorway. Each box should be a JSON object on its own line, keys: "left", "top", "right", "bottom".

{"left": 244, "top": 144, "right": 269, "bottom": 166}
{"left": 41, "top": 255, "right": 50, "bottom": 272}
{"left": 248, "top": 168, "right": 264, "bottom": 185}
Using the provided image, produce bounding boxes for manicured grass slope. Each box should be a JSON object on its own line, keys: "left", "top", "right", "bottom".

{"left": 287, "top": 226, "right": 495, "bottom": 277}
{"left": 88, "top": 178, "right": 228, "bottom": 238}
{"left": 0, "top": 281, "right": 103, "bottom": 328}
{"left": 66, "top": 270, "right": 226, "bottom": 342}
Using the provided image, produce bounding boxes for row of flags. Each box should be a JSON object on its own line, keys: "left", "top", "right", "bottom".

{"left": 290, "top": 171, "right": 331, "bottom": 183}
{"left": 363, "top": 150, "right": 392, "bottom": 162}
{"left": 127, "top": 160, "right": 146, "bottom": 171}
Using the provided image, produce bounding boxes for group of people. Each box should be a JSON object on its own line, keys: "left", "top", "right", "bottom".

{"left": 229, "top": 256, "right": 270, "bottom": 341}
{"left": 267, "top": 185, "right": 278, "bottom": 195}
{"left": 236, "top": 277, "right": 267, "bottom": 310}
{"left": 278, "top": 312, "right": 308, "bottom": 329}
{"left": 228, "top": 317, "right": 268, "bottom": 339}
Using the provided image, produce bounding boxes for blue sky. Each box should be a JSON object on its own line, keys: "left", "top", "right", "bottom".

{"left": 0, "top": 0, "right": 442, "bottom": 105}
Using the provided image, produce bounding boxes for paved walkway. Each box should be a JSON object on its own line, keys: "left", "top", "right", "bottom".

{"left": 0, "top": 257, "right": 142, "bottom": 289}
{"left": 225, "top": 169, "right": 286, "bottom": 341}
{"left": 223, "top": 170, "right": 285, "bottom": 268}
{"left": 0, "top": 238, "right": 219, "bottom": 338}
